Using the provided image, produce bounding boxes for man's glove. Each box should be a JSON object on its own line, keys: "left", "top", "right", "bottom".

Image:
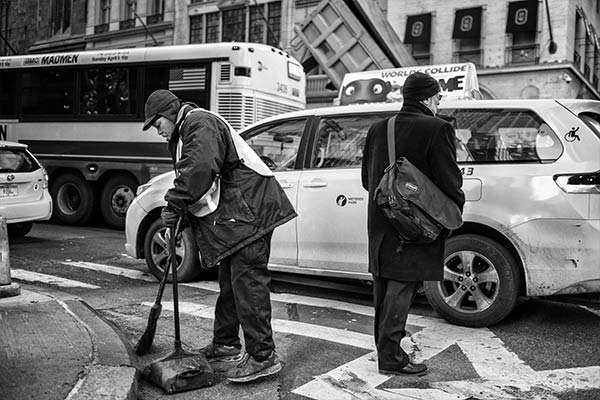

{"left": 161, "top": 205, "right": 182, "bottom": 229}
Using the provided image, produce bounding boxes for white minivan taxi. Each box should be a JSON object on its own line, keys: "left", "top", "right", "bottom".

{"left": 125, "top": 99, "right": 600, "bottom": 327}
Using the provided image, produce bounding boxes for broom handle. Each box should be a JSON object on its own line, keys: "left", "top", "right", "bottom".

{"left": 171, "top": 216, "right": 183, "bottom": 350}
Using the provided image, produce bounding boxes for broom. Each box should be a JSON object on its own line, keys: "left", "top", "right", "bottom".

{"left": 134, "top": 219, "right": 182, "bottom": 356}
{"left": 144, "top": 216, "right": 214, "bottom": 393}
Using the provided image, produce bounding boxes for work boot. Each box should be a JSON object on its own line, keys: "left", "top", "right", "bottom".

{"left": 226, "top": 351, "right": 282, "bottom": 383}
{"left": 199, "top": 343, "right": 244, "bottom": 372}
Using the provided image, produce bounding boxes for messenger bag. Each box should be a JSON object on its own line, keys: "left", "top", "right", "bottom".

{"left": 374, "top": 116, "right": 463, "bottom": 248}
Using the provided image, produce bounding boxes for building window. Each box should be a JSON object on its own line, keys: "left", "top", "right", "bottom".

{"left": 119, "top": 0, "right": 136, "bottom": 29}
{"left": 100, "top": 0, "right": 111, "bottom": 25}
{"left": 190, "top": 1, "right": 281, "bottom": 46}
{"left": 452, "top": 7, "right": 482, "bottom": 66}
{"left": 190, "top": 15, "right": 204, "bottom": 43}
{"left": 52, "top": 0, "right": 72, "bottom": 34}
{"left": 124, "top": 0, "right": 136, "bottom": 20}
{"left": 506, "top": 0, "right": 539, "bottom": 65}
{"left": 206, "top": 12, "right": 220, "bottom": 43}
{"left": 223, "top": 7, "right": 246, "bottom": 42}
{"left": 454, "top": 38, "right": 483, "bottom": 67}
{"left": 151, "top": 0, "right": 164, "bottom": 15}
{"left": 249, "top": 5, "right": 265, "bottom": 43}
{"left": 267, "top": 2, "right": 281, "bottom": 46}
{"left": 404, "top": 13, "right": 432, "bottom": 65}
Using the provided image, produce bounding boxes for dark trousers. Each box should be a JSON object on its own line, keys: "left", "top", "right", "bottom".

{"left": 213, "top": 232, "right": 275, "bottom": 361}
{"left": 373, "top": 277, "right": 419, "bottom": 370}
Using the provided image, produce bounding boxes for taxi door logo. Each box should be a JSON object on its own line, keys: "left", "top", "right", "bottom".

{"left": 515, "top": 8, "right": 528, "bottom": 25}
{"left": 411, "top": 21, "right": 424, "bottom": 38}
{"left": 460, "top": 15, "right": 473, "bottom": 32}
{"left": 336, "top": 195, "right": 348, "bottom": 207}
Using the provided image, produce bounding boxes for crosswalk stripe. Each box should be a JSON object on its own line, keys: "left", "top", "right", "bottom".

{"left": 62, "top": 261, "right": 156, "bottom": 281}
{"left": 183, "top": 281, "right": 376, "bottom": 317}
{"left": 148, "top": 300, "right": 376, "bottom": 351}
{"left": 11, "top": 269, "right": 100, "bottom": 289}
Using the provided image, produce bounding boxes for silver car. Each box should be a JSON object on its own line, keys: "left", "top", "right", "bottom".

{"left": 125, "top": 100, "right": 600, "bottom": 327}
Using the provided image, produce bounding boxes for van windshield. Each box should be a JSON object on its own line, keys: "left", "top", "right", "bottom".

{"left": 578, "top": 112, "right": 600, "bottom": 140}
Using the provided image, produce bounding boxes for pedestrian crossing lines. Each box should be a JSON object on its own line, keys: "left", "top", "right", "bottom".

{"left": 10, "top": 261, "right": 600, "bottom": 399}
{"left": 10, "top": 269, "right": 100, "bottom": 289}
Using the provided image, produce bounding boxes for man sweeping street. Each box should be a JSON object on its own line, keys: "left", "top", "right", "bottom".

{"left": 142, "top": 89, "right": 297, "bottom": 383}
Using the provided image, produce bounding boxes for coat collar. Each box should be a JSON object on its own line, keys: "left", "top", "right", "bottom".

{"left": 400, "top": 99, "right": 435, "bottom": 117}
{"left": 168, "top": 102, "right": 198, "bottom": 147}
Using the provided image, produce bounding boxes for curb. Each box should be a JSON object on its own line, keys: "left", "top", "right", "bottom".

{"left": 61, "top": 299, "right": 139, "bottom": 400}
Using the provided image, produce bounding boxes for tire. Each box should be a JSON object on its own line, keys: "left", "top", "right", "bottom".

{"left": 50, "top": 172, "right": 96, "bottom": 225}
{"left": 7, "top": 222, "right": 33, "bottom": 237}
{"left": 143, "top": 219, "right": 215, "bottom": 282}
{"left": 424, "top": 234, "right": 521, "bottom": 327}
{"left": 100, "top": 175, "right": 138, "bottom": 230}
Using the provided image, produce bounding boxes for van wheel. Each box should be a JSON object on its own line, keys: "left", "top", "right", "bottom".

{"left": 143, "top": 219, "right": 215, "bottom": 282}
{"left": 424, "top": 234, "right": 521, "bottom": 327}
{"left": 100, "top": 175, "right": 138, "bottom": 230}
{"left": 50, "top": 172, "right": 96, "bottom": 225}
{"left": 8, "top": 222, "right": 33, "bottom": 237}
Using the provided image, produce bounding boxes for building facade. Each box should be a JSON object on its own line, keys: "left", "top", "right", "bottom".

{"left": 1, "top": 0, "right": 600, "bottom": 102}
{"left": 390, "top": 0, "right": 600, "bottom": 100}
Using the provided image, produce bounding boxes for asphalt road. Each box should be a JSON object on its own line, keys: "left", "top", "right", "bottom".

{"left": 7, "top": 222, "right": 600, "bottom": 400}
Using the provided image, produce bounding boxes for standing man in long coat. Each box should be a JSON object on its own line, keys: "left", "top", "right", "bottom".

{"left": 361, "top": 72, "right": 465, "bottom": 375}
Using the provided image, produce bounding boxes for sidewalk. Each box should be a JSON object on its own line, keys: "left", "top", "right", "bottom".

{"left": 0, "top": 288, "right": 138, "bottom": 400}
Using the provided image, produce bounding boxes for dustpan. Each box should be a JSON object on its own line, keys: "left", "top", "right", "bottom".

{"left": 144, "top": 218, "right": 214, "bottom": 394}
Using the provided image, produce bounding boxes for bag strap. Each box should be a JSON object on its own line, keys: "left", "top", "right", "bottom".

{"left": 386, "top": 115, "right": 397, "bottom": 165}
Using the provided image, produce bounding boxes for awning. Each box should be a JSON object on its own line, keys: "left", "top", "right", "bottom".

{"left": 453, "top": 7, "right": 482, "bottom": 39}
{"left": 506, "top": 0, "right": 538, "bottom": 33}
{"left": 404, "top": 13, "right": 431, "bottom": 44}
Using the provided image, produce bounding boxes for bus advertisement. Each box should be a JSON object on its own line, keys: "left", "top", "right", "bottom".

{"left": 0, "top": 43, "right": 306, "bottom": 229}
{"left": 336, "top": 62, "right": 481, "bottom": 105}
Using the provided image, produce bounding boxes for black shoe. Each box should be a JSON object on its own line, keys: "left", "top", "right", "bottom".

{"left": 379, "top": 362, "right": 428, "bottom": 375}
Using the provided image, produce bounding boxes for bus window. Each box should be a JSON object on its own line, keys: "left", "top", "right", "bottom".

{"left": 21, "top": 69, "right": 75, "bottom": 116}
{"left": 79, "top": 67, "right": 137, "bottom": 116}
{"left": 144, "top": 64, "right": 210, "bottom": 110}
{"left": 0, "top": 71, "right": 16, "bottom": 118}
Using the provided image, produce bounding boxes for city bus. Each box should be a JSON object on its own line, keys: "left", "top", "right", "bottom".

{"left": 0, "top": 42, "right": 306, "bottom": 229}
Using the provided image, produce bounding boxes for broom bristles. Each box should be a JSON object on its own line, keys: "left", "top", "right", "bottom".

{"left": 135, "top": 303, "right": 162, "bottom": 355}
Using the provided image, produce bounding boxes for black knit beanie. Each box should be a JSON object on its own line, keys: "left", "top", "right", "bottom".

{"left": 402, "top": 72, "right": 440, "bottom": 101}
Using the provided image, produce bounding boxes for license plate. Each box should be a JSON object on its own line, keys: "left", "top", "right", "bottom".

{"left": 0, "top": 184, "right": 18, "bottom": 197}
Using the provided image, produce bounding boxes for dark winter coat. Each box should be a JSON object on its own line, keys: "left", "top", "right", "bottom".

{"left": 165, "top": 104, "right": 297, "bottom": 269}
{"left": 361, "top": 100, "right": 465, "bottom": 281}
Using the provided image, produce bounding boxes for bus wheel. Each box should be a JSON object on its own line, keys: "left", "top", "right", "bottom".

{"left": 423, "top": 234, "right": 521, "bottom": 328}
{"left": 50, "top": 172, "right": 96, "bottom": 225}
{"left": 100, "top": 175, "right": 138, "bottom": 230}
{"left": 143, "top": 219, "right": 215, "bottom": 282}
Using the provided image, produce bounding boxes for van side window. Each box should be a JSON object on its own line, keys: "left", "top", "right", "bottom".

{"left": 311, "top": 114, "right": 391, "bottom": 168}
{"left": 439, "top": 109, "right": 563, "bottom": 163}
{"left": 244, "top": 118, "right": 306, "bottom": 171}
